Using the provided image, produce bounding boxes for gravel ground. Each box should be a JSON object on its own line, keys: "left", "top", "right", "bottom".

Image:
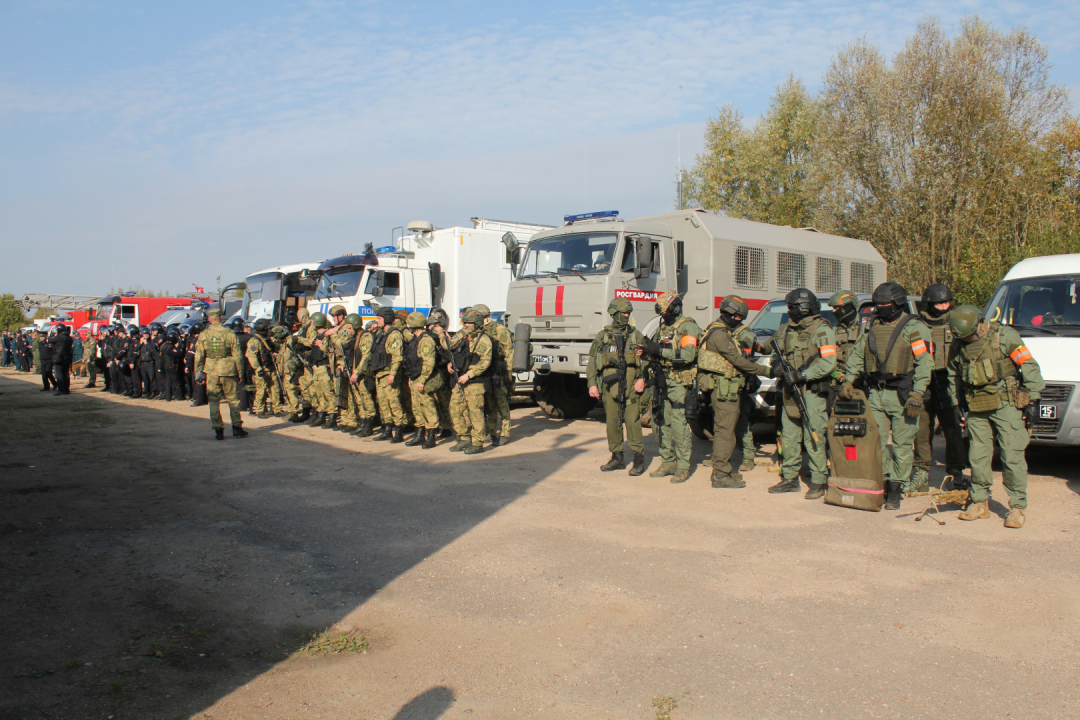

{"left": 1, "top": 368, "right": 1078, "bottom": 720}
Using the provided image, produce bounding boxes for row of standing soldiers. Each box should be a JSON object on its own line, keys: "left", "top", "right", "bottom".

{"left": 587, "top": 282, "right": 1044, "bottom": 529}
{"left": 5, "top": 325, "right": 76, "bottom": 394}
{"left": 193, "top": 304, "right": 515, "bottom": 452}
{"left": 84, "top": 323, "right": 208, "bottom": 405}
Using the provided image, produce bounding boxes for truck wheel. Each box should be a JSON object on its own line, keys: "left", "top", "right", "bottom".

{"left": 688, "top": 402, "right": 714, "bottom": 440}
{"left": 535, "top": 374, "right": 595, "bottom": 419}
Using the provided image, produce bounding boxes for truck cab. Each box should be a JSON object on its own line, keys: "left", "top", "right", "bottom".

{"left": 226, "top": 263, "right": 322, "bottom": 325}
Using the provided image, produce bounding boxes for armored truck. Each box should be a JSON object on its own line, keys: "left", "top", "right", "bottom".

{"left": 505, "top": 209, "right": 886, "bottom": 419}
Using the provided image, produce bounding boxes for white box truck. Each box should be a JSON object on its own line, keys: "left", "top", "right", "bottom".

{"left": 983, "top": 253, "right": 1080, "bottom": 446}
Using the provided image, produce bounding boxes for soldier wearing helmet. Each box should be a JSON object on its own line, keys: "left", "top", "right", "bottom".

{"left": 947, "top": 305, "right": 1044, "bottom": 528}
{"left": 448, "top": 308, "right": 494, "bottom": 454}
{"left": 697, "top": 296, "right": 771, "bottom": 488}
{"left": 842, "top": 282, "right": 933, "bottom": 510}
{"left": 369, "top": 307, "right": 411, "bottom": 442}
{"left": 586, "top": 296, "right": 650, "bottom": 475}
{"left": 425, "top": 308, "right": 456, "bottom": 439}
{"left": 336, "top": 313, "right": 378, "bottom": 436}
{"left": 766, "top": 288, "right": 837, "bottom": 498}
{"left": 637, "top": 291, "right": 701, "bottom": 484}
{"left": 826, "top": 291, "right": 861, "bottom": 379}
{"left": 472, "top": 303, "right": 514, "bottom": 446}
{"left": 246, "top": 318, "right": 284, "bottom": 418}
{"left": 193, "top": 308, "right": 247, "bottom": 440}
{"left": 161, "top": 326, "right": 185, "bottom": 402}
{"left": 911, "top": 283, "right": 968, "bottom": 492}
{"left": 401, "top": 311, "right": 446, "bottom": 448}
{"left": 272, "top": 323, "right": 307, "bottom": 422}
{"left": 300, "top": 311, "right": 340, "bottom": 429}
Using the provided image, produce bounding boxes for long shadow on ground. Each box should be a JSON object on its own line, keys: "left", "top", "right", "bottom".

{"left": 0, "top": 373, "right": 591, "bottom": 720}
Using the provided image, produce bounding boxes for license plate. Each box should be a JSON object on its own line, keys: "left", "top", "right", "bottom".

{"left": 532, "top": 354, "right": 555, "bottom": 364}
{"left": 1040, "top": 405, "right": 1058, "bottom": 420}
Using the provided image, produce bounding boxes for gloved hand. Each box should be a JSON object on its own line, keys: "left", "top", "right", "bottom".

{"left": 782, "top": 368, "right": 804, "bottom": 387}
{"left": 838, "top": 382, "right": 856, "bottom": 400}
{"left": 640, "top": 339, "right": 662, "bottom": 357}
{"left": 1023, "top": 400, "right": 1040, "bottom": 429}
{"left": 196, "top": 371, "right": 206, "bottom": 384}
{"left": 904, "top": 396, "right": 924, "bottom": 418}
{"left": 953, "top": 406, "right": 965, "bottom": 429}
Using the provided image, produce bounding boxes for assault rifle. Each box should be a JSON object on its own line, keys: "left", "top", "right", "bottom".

{"left": 770, "top": 338, "right": 820, "bottom": 445}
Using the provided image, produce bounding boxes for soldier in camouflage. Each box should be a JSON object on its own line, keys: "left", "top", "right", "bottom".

{"left": 450, "top": 309, "right": 493, "bottom": 454}
{"left": 948, "top": 305, "right": 1045, "bottom": 528}
{"left": 404, "top": 311, "right": 445, "bottom": 449}
{"left": 587, "top": 297, "right": 649, "bottom": 475}
{"left": 426, "top": 309, "right": 456, "bottom": 439}
{"left": 370, "top": 307, "right": 409, "bottom": 443}
{"left": 82, "top": 330, "right": 100, "bottom": 388}
{"left": 246, "top": 319, "right": 284, "bottom": 418}
{"left": 193, "top": 308, "right": 247, "bottom": 440}
{"left": 472, "top": 303, "right": 513, "bottom": 446}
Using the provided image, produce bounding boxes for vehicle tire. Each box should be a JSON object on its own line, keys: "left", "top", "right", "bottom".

{"left": 688, "top": 401, "right": 714, "bottom": 440}
{"left": 535, "top": 374, "right": 595, "bottom": 419}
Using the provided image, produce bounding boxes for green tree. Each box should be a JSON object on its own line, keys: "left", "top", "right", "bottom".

{"left": 0, "top": 294, "right": 29, "bottom": 331}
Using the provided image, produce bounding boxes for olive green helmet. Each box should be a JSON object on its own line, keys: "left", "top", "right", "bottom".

{"left": 828, "top": 291, "right": 857, "bottom": 309}
{"left": 310, "top": 312, "right": 328, "bottom": 329}
{"left": 462, "top": 309, "right": 484, "bottom": 326}
{"left": 472, "top": 303, "right": 491, "bottom": 317}
{"left": 270, "top": 324, "right": 289, "bottom": 339}
{"left": 427, "top": 308, "right": 450, "bottom": 329}
{"left": 344, "top": 313, "right": 364, "bottom": 330}
{"left": 607, "top": 298, "right": 633, "bottom": 316}
{"left": 406, "top": 311, "right": 427, "bottom": 329}
{"left": 950, "top": 305, "right": 983, "bottom": 338}
{"left": 329, "top": 304, "right": 347, "bottom": 317}
{"left": 718, "top": 294, "right": 749, "bottom": 317}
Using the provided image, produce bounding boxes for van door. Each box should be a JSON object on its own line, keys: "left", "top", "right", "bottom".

{"left": 617, "top": 235, "right": 670, "bottom": 327}
{"left": 412, "top": 268, "right": 432, "bottom": 313}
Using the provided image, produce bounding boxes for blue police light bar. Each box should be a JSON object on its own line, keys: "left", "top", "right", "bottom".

{"left": 564, "top": 210, "right": 619, "bottom": 224}
{"left": 375, "top": 245, "right": 398, "bottom": 254}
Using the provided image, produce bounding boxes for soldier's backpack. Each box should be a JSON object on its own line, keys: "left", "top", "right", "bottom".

{"left": 824, "top": 389, "right": 884, "bottom": 512}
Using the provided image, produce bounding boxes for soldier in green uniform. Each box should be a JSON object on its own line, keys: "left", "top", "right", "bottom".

{"left": 948, "top": 306, "right": 1044, "bottom": 528}
{"left": 82, "top": 331, "right": 100, "bottom": 388}
{"left": 639, "top": 291, "right": 701, "bottom": 484}
{"left": 403, "top": 311, "right": 445, "bottom": 448}
{"left": 299, "top": 313, "right": 337, "bottom": 427}
{"left": 193, "top": 308, "right": 247, "bottom": 440}
{"left": 275, "top": 325, "right": 306, "bottom": 421}
{"left": 450, "top": 309, "right": 493, "bottom": 454}
{"left": 769, "top": 289, "right": 837, "bottom": 498}
{"left": 698, "top": 295, "right": 771, "bottom": 488}
{"left": 427, "top": 309, "right": 456, "bottom": 439}
{"left": 842, "top": 282, "right": 932, "bottom": 509}
{"left": 347, "top": 315, "right": 378, "bottom": 437}
{"left": 246, "top": 319, "right": 284, "bottom": 418}
{"left": 472, "top": 304, "right": 513, "bottom": 446}
{"left": 334, "top": 314, "right": 366, "bottom": 435}
{"left": 912, "top": 284, "right": 968, "bottom": 491}
{"left": 370, "top": 307, "right": 409, "bottom": 443}
{"left": 827, "top": 291, "right": 861, "bottom": 388}
{"left": 586, "top": 298, "right": 649, "bottom": 475}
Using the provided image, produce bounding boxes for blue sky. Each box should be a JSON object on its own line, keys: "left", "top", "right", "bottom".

{"left": 1, "top": 0, "right": 1077, "bottom": 297}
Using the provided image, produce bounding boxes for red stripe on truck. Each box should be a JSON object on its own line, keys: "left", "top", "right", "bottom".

{"left": 555, "top": 285, "right": 564, "bottom": 315}
{"left": 536, "top": 287, "right": 544, "bottom": 315}
{"left": 714, "top": 297, "right": 769, "bottom": 310}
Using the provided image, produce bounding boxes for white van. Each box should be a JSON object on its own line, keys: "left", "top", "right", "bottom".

{"left": 984, "top": 254, "right": 1080, "bottom": 446}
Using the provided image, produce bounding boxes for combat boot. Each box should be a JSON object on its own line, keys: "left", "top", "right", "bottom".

{"left": 669, "top": 467, "right": 690, "bottom": 484}
{"left": 958, "top": 501, "right": 991, "bottom": 521}
{"left": 449, "top": 438, "right": 470, "bottom": 452}
{"left": 649, "top": 461, "right": 676, "bottom": 478}
{"left": 354, "top": 419, "right": 374, "bottom": 438}
{"left": 287, "top": 413, "right": 301, "bottom": 423}
{"left": 946, "top": 473, "right": 971, "bottom": 491}
{"left": 405, "top": 428, "right": 425, "bottom": 447}
{"left": 308, "top": 411, "right": 325, "bottom": 427}
{"left": 768, "top": 476, "right": 801, "bottom": 493}
{"left": 232, "top": 425, "right": 249, "bottom": 438}
{"left": 1004, "top": 507, "right": 1025, "bottom": 528}
{"left": 323, "top": 413, "right": 338, "bottom": 429}
{"left": 214, "top": 428, "right": 224, "bottom": 441}
{"left": 628, "top": 454, "right": 646, "bottom": 476}
{"left": 600, "top": 453, "right": 625, "bottom": 472}
{"left": 422, "top": 429, "right": 438, "bottom": 449}
{"left": 739, "top": 458, "right": 757, "bottom": 472}
{"left": 463, "top": 443, "right": 484, "bottom": 455}
{"left": 373, "top": 423, "right": 394, "bottom": 441}
{"left": 804, "top": 482, "right": 827, "bottom": 500}
{"left": 389, "top": 425, "right": 405, "bottom": 444}
{"left": 701, "top": 457, "right": 713, "bottom": 468}
{"left": 490, "top": 433, "right": 501, "bottom": 448}
{"left": 257, "top": 411, "right": 269, "bottom": 419}
{"left": 711, "top": 471, "right": 746, "bottom": 489}
{"left": 440, "top": 429, "right": 454, "bottom": 439}
{"left": 884, "top": 480, "right": 902, "bottom": 510}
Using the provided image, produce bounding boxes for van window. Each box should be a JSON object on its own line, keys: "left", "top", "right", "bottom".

{"left": 315, "top": 266, "right": 366, "bottom": 299}
{"left": 777, "top": 252, "right": 807, "bottom": 291}
{"left": 519, "top": 233, "right": 618, "bottom": 277}
{"left": 850, "top": 262, "right": 875, "bottom": 294}
{"left": 748, "top": 300, "right": 837, "bottom": 337}
{"left": 365, "top": 271, "right": 401, "bottom": 297}
{"left": 620, "top": 240, "right": 661, "bottom": 274}
{"left": 985, "top": 275, "right": 1080, "bottom": 330}
{"left": 119, "top": 305, "right": 136, "bottom": 319}
{"left": 815, "top": 257, "right": 841, "bottom": 295}
{"left": 734, "top": 246, "right": 767, "bottom": 289}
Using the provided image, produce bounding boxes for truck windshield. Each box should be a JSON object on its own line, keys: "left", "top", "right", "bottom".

{"left": 242, "top": 272, "right": 283, "bottom": 320}
{"left": 748, "top": 300, "right": 837, "bottom": 336}
{"left": 315, "top": 267, "right": 366, "bottom": 299}
{"left": 985, "top": 275, "right": 1080, "bottom": 333}
{"left": 519, "top": 233, "right": 618, "bottom": 277}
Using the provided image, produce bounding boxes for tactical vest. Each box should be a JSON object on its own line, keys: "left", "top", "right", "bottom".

{"left": 781, "top": 316, "right": 827, "bottom": 372}
{"left": 597, "top": 326, "right": 640, "bottom": 371}
{"left": 921, "top": 313, "right": 953, "bottom": 371}
{"left": 404, "top": 333, "right": 425, "bottom": 380}
{"left": 251, "top": 335, "right": 273, "bottom": 368}
{"left": 959, "top": 323, "right": 1019, "bottom": 413}
{"left": 655, "top": 315, "right": 697, "bottom": 385}
{"left": 369, "top": 328, "right": 398, "bottom": 373}
{"left": 864, "top": 316, "right": 916, "bottom": 386}
{"left": 203, "top": 332, "right": 229, "bottom": 359}
{"left": 834, "top": 321, "right": 860, "bottom": 368}
{"left": 698, "top": 322, "right": 746, "bottom": 401}
{"left": 457, "top": 331, "right": 494, "bottom": 383}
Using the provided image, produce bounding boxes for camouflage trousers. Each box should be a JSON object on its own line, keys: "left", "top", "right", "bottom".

{"left": 206, "top": 375, "right": 242, "bottom": 430}
{"left": 410, "top": 381, "right": 441, "bottom": 430}
{"left": 450, "top": 382, "right": 486, "bottom": 446}
{"left": 252, "top": 372, "right": 283, "bottom": 414}
{"left": 309, "top": 365, "right": 336, "bottom": 414}
{"left": 298, "top": 369, "right": 315, "bottom": 409}
{"left": 86, "top": 358, "right": 100, "bottom": 384}
{"left": 376, "top": 373, "right": 409, "bottom": 426}
{"left": 484, "top": 375, "right": 512, "bottom": 439}
{"left": 341, "top": 377, "right": 377, "bottom": 427}
{"left": 280, "top": 371, "right": 303, "bottom": 414}
{"left": 447, "top": 384, "right": 471, "bottom": 437}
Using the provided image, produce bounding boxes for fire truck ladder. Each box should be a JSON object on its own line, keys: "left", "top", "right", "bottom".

{"left": 16, "top": 294, "right": 102, "bottom": 312}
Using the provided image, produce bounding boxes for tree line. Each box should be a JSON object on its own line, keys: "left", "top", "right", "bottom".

{"left": 685, "top": 17, "right": 1080, "bottom": 305}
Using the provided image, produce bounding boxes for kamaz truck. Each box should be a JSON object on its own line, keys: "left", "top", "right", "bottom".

{"left": 505, "top": 209, "right": 887, "bottom": 419}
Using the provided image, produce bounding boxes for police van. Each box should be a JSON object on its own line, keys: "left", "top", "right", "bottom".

{"left": 504, "top": 209, "right": 887, "bottom": 419}
{"left": 984, "top": 253, "right": 1080, "bottom": 446}
{"left": 308, "top": 218, "right": 552, "bottom": 330}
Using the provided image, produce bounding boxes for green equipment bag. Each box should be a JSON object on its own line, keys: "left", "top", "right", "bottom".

{"left": 824, "top": 389, "right": 884, "bottom": 512}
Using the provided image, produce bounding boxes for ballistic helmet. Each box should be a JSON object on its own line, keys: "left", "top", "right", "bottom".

{"left": 253, "top": 319, "right": 270, "bottom": 336}
{"left": 329, "top": 304, "right": 347, "bottom": 317}
{"left": 872, "top": 282, "right": 907, "bottom": 307}
{"left": 427, "top": 308, "right": 450, "bottom": 329}
{"left": 922, "top": 283, "right": 954, "bottom": 318}
{"left": 785, "top": 288, "right": 818, "bottom": 321}
{"left": 462, "top": 309, "right": 484, "bottom": 326}
{"left": 344, "top": 313, "right": 364, "bottom": 330}
{"left": 270, "top": 324, "right": 289, "bottom": 339}
{"left": 472, "top": 303, "right": 492, "bottom": 317}
{"left": 129, "top": 325, "right": 141, "bottom": 337}
{"left": 310, "top": 312, "right": 328, "bottom": 329}
{"left": 57, "top": 324, "right": 70, "bottom": 334}
{"left": 949, "top": 305, "right": 983, "bottom": 339}
{"left": 607, "top": 298, "right": 633, "bottom": 316}
{"left": 227, "top": 317, "right": 245, "bottom": 332}
{"left": 828, "top": 290, "right": 859, "bottom": 325}
{"left": 718, "top": 295, "right": 749, "bottom": 318}
{"left": 406, "top": 311, "right": 427, "bottom": 329}
{"left": 297, "top": 308, "right": 310, "bottom": 323}
{"left": 654, "top": 291, "right": 682, "bottom": 316}
{"left": 395, "top": 310, "right": 409, "bottom": 325}
{"left": 376, "top": 307, "right": 395, "bottom": 323}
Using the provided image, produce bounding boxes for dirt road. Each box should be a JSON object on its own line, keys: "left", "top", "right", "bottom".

{"left": 2, "top": 368, "right": 1078, "bottom": 720}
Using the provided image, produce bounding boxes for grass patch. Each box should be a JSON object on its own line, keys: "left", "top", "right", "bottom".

{"left": 652, "top": 695, "right": 678, "bottom": 720}
{"left": 297, "top": 629, "right": 369, "bottom": 656}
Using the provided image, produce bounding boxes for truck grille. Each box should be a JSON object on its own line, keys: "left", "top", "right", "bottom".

{"left": 1041, "top": 384, "right": 1073, "bottom": 403}
{"left": 1032, "top": 419, "right": 1062, "bottom": 435}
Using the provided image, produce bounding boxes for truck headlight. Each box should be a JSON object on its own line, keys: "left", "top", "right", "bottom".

{"left": 578, "top": 354, "right": 589, "bottom": 367}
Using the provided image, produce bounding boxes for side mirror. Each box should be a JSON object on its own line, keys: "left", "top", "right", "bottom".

{"left": 371, "top": 270, "right": 385, "bottom": 298}
{"left": 501, "top": 232, "right": 520, "bottom": 254}
{"left": 634, "top": 236, "right": 653, "bottom": 279}
{"left": 429, "top": 262, "right": 442, "bottom": 289}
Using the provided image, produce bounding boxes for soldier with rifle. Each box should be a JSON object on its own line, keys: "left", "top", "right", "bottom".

{"left": 426, "top": 309, "right": 456, "bottom": 440}
{"left": 246, "top": 318, "right": 285, "bottom": 418}
{"left": 275, "top": 324, "right": 308, "bottom": 422}
{"left": 586, "top": 298, "right": 649, "bottom": 476}
{"left": 403, "top": 311, "right": 446, "bottom": 448}
{"left": 769, "top": 289, "right": 837, "bottom": 498}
